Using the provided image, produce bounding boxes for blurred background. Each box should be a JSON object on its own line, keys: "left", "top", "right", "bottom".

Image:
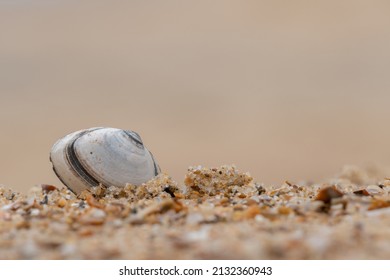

{"left": 1, "top": 0, "right": 390, "bottom": 192}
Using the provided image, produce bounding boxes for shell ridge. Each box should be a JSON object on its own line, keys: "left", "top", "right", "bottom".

{"left": 50, "top": 158, "right": 76, "bottom": 194}
{"left": 123, "top": 130, "right": 144, "bottom": 149}
{"left": 148, "top": 150, "right": 160, "bottom": 176}
{"left": 64, "top": 128, "right": 103, "bottom": 188}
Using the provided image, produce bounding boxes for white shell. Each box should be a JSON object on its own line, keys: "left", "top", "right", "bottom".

{"left": 50, "top": 127, "right": 160, "bottom": 194}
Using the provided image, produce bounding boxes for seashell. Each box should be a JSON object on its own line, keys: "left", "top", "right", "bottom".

{"left": 50, "top": 127, "right": 160, "bottom": 194}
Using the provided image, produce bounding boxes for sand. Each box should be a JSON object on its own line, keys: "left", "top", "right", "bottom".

{"left": 2, "top": 0, "right": 390, "bottom": 260}
{"left": 1, "top": 164, "right": 390, "bottom": 260}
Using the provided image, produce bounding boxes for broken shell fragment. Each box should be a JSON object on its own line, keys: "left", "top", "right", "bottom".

{"left": 50, "top": 127, "right": 160, "bottom": 194}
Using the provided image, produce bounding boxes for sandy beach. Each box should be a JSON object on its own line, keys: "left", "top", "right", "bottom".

{"left": 1, "top": 1, "right": 390, "bottom": 260}
{"left": 1, "top": 164, "right": 390, "bottom": 259}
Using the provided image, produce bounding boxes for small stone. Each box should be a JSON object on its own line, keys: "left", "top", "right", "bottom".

{"left": 30, "top": 209, "right": 40, "bottom": 216}
{"left": 243, "top": 205, "right": 261, "bottom": 219}
{"left": 57, "top": 198, "right": 67, "bottom": 208}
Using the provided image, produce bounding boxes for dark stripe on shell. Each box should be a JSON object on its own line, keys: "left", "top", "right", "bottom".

{"left": 64, "top": 128, "right": 103, "bottom": 188}
{"left": 123, "top": 130, "right": 144, "bottom": 149}
{"left": 148, "top": 150, "right": 160, "bottom": 176}
{"left": 49, "top": 154, "right": 76, "bottom": 194}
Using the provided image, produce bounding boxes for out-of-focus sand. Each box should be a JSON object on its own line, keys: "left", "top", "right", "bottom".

{"left": 1, "top": 0, "right": 390, "bottom": 192}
